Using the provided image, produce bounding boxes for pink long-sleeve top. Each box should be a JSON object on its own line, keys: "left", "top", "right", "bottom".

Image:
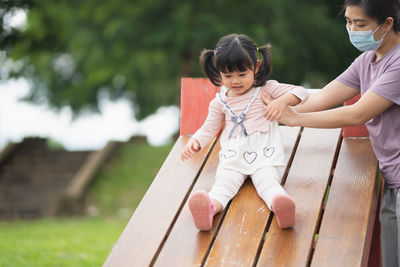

{"left": 192, "top": 80, "right": 309, "bottom": 149}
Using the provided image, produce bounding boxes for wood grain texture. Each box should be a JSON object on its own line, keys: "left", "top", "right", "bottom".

{"left": 153, "top": 139, "right": 222, "bottom": 267}
{"left": 311, "top": 138, "right": 378, "bottom": 267}
{"left": 204, "top": 127, "right": 301, "bottom": 266}
{"left": 257, "top": 128, "right": 342, "bottom": 266}
{"left": 104, "top": 136, "right": 217, "bottom": 267}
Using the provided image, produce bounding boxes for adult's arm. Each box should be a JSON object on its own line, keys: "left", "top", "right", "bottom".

{"left": 294, "top": 80, "right": 360, "bottom": 113}
{"left": 276, "top": 89, "right": 393, "bottom": 128}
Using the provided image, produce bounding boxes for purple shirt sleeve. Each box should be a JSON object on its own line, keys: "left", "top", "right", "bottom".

{"left": 336, "top": 55, "right": 362, "bottom": 90}
{"left": 336, "top": 52, "right": 400, "bottom": 105}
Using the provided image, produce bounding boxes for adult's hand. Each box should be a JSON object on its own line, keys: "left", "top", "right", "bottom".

{"left": 262, "top": 91, "right": 298, "bottom": 126}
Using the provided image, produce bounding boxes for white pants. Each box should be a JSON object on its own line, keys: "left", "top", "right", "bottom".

{"left": 208, "top": 165, "right": 287, "bottom": 210}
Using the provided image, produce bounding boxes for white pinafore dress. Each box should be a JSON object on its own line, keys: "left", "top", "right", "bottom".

{"left": 217, "top": 87, "right": 285, "bottom": 175}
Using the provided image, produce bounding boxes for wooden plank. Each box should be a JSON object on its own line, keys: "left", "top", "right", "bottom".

{"left": 153, "top": 139, "right": 222, "bottom": 267}
{"left": 257, "top": 128, "right": 342, "bottom": 266}
{"left": 104, "top": 136, "right": 217, "bottom": 267}
{"left": 311, "top": 138, "right": 378, "bottom": 267}
{"left": 180, "top": 78, "right": 219, "bottom": 136}
{"left": 204, "top": 126, "right": 301, "bottom": 266}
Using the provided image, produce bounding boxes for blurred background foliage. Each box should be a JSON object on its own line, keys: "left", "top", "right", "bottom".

{"left": 1, "top": 0, "right": 359, "bottom": 120}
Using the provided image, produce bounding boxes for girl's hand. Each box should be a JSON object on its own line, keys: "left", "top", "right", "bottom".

{"left": 262, "top": 91, "right": 298, "bottom": 126}
{"left": 181, "top": 138, "right": 201, "bottom": 161}
{"left": 262, "top": 92, "right": 287, "bottom": 121}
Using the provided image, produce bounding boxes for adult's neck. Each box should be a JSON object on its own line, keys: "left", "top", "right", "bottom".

{"left": 375, "top": 31, "right": 400, "bottom": 61}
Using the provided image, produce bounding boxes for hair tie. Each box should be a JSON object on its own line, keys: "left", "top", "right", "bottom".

{"left": 213, "top": 50, "right": 217, "bottom": 57}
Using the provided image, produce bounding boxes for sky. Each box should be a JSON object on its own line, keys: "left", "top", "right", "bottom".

{"left": 0, "top": 78, "right": 180, "bottom": 151}
{"left": 0, "top": 9, "right": 180, "bottom": 151}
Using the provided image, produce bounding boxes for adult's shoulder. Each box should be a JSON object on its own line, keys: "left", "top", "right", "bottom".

{"left": 385, "top": 43, "right": 400, "bottom": 65}
{"left": 339, "top": 51, "right": 370, "bottom": 77}
{"left": 351, "top": 50, "right": 372, "bottom": 65}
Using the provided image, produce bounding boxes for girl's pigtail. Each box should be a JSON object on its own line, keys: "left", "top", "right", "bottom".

{"left": 200, "top": 49, "right": 221, "bottom": 86}
{"left": 254, "top": 43, "right": 272, "bottom": 87}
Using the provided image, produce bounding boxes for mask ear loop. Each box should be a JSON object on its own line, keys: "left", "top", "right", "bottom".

{"left": 375, "top": 16, "right": 394, "bottom": 38}
{"left": 374, "top": 24, "right": 388, "bottom": 42}
{"left": 373, "top": 24, "right": 382, "bottom": 34}
{"left": 380, "top": 30, "right": 388, "bottom": 40}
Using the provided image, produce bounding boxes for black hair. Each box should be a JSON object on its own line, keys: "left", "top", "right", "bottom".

{"left": 199, "top": 34, "right": 272, "bottom": 87}
{"left": 343, "top": 0, "right": 400, "bottom": 32}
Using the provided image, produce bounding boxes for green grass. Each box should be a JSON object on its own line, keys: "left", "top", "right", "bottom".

{"left": 0, "top": 217, "right": 125, "bottom": 267}
{"left": 0, "top": 140, "right": 174, "bottom": 267}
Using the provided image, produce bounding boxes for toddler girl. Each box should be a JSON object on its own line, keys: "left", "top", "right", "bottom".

{"left": 181, "top": 34, "right": 308, "bottom": 231}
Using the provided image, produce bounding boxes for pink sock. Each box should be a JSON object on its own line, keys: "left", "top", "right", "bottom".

{"left": 188, "top": 190, "right": 215, "bottom": 231}
{"left": 271, "top": 194, "right": 296, "bottom": 229}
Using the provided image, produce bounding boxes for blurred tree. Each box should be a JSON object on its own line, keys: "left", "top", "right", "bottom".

{"left": 0, "top": 0, "right": 358, "bottom": 119}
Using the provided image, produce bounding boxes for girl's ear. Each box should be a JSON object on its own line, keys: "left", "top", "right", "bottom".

{"left": 255, "top": 60, "right": 261, "bottom": 73}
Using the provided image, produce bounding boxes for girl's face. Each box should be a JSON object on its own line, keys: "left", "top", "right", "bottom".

{"left": 220, "top": 61, "right": 260, "bottom": 97}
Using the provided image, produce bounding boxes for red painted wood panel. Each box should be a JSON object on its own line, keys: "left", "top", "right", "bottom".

{"left": 180, "top": 78, "right": 219, "bottom": 136}
{"left": 343, "top": 94, "right": 369, "bottom": 138}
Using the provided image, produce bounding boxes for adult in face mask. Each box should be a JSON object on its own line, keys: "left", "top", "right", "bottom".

{"left": 262, "top": 0, "right": 400, "bottom": 266}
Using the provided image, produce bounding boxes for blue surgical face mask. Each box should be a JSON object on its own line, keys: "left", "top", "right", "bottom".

{"left": 347, "top": 25, "right": 387, "bottom": 52}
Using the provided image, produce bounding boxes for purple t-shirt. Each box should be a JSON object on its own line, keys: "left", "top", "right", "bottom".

{"left": 336, "top": 43, "right": 400, "bottom": 188}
